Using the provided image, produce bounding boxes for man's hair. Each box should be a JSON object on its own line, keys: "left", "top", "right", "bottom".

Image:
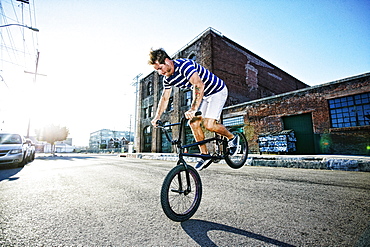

{"left": 148, "top": 48, "right": 170, "bottom": 65}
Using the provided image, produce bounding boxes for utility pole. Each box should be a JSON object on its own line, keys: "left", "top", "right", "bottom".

{"left": 131, "top": 73, "right": 142, "bottom": 150}
{"left": 24, "top": 51, "right": 46, "bottom": 138}
{"left": 129, "top": 114, "right": 132, "bottom": 143}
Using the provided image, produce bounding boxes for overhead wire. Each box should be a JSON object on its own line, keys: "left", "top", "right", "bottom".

{"left": 0, "top": 0, "right": 38, "bottom": 75}
{"left": 0, "top": 0, "right": 21, "bottom": 68}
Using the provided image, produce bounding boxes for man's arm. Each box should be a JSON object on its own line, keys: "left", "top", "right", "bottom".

{"left": 185, "top": 72, "right": 205, "bottom": 119}
{"left": 151, "top": 88, "right": 172, "bottom": 126}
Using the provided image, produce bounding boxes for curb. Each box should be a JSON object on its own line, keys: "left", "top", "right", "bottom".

{"left": 125, "top": 153, "right": 370, "bottom": 172}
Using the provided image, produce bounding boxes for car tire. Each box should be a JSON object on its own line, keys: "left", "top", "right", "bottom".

{"left": 18, "top": 154, "right": 27, "bottom": 167}
{"left": 31, "top": 152, "right": 35, "bottom": 162}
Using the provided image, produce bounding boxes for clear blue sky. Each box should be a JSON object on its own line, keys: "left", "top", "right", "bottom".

{"left": 1, "top": 0, "right": 369, "bottom": 146}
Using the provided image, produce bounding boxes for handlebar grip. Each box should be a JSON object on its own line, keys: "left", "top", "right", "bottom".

{"left": 156, "top": 120, "right": 163, "bottom": 126}
{"left": 195, "top": 111, "right": 202, "bottom": 116}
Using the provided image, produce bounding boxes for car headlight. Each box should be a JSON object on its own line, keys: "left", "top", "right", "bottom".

{"left": 10, "top": 149, "right": 22, "bottom": 154}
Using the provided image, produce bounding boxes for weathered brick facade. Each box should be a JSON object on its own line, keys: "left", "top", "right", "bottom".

{"left": 223, "top": 73, "right": 370, "bottom": 155}
{"left": 135, "top": 28, "right": 369, "bottom": 156}
{"left": 136, "top": 28, "right": 309, "bottom": 153}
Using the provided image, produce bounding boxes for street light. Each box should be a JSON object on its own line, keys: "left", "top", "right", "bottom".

{"left": 0, "top": 23, "right": 39, "bottom": 32}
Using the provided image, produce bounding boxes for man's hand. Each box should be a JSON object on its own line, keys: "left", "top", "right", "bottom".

{"left": 184, "top": 109, "right": 198, "bottom": 120}
{"left": 151, "top": 117, "right": 160, "bottom": 127}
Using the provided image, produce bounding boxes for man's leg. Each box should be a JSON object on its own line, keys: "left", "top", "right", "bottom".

{"left": 203, "top": 118, "right": 234, "bottom": 140}
{"left": 189, "top": 117, "right": 208, "bottom": 154}
{"left": 203, "top": 118, "right": 239, "bottom": 155}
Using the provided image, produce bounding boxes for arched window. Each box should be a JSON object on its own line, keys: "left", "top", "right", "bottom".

{"left": 161, "top": 122, "right": 172, "bottom": 153}
{"left": 143, "top": 126, "right": 152, "bottom": 152}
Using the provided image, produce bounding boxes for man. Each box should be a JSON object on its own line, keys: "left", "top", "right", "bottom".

{"left": 149, "top": 48, "right": 238, "bottom": 170}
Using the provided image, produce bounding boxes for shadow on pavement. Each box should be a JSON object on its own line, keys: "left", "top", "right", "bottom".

{"left": 181, "top": 219, "right": 296, "bottom": 247}
{"left": 0, "top": 167, "right": 22, "bottom": 182}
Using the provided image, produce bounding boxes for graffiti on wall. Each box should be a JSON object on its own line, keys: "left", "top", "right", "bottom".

{"left": 326, "top": 159, "right": 359, "bottom": 171}
{"left": 258, "top": 130, "right": 297, "bottom": 153}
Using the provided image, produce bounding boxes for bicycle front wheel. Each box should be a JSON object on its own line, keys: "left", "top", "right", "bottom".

{"left": 160, "top": 165, "right": 202, "bottom": 222}
{"left": 225, "top": 131, "right": 248, "bottom": 169}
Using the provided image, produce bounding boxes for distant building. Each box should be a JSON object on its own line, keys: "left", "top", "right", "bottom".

{"left": 57, "top": 138, "right": 72, "bottom": 146}
{"left": 89, "top": 129, "right": 131, "bottom": 151}
{"left": 32, "top": 137, "right": 75, "bottom": 153}
{"left": 44, "top": 143, "right": 75, "bottom": 153}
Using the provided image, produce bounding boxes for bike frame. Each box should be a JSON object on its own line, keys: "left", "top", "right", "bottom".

{"left": 158, "top": 115, "right": 227, "bottom": 167}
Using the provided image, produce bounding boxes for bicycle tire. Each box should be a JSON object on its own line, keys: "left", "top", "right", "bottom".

{"left": 225, "top": 131, "right": 248, "bottom": 169}
{"left": 160, "top": 165, "right": 202, "bottom": 222}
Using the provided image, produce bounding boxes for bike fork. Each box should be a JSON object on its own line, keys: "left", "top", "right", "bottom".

{"left": 184, "top": 169, "right": 192, "bottom": 195}
{"left": 173, "top": 160, "right": 192, "bottom": 195}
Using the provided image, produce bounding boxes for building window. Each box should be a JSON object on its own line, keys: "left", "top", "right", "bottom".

{"left": 143, "top": 126, "right": 152, "bottom": 152}
{"left": 183, "top": 90, "right": 192, "bottom": 106}
{"left": 167, "top": 96, "right": 174, "bottom": 112}
{"left": 328, "top": 92, "right": 370, "bottom": 128}
{"left": 143, "top": 106, "right": 153, "bottom": 119}
{"left": 161, "top": 122, "right": 172, "bottom": 153}
{"left": 148, "top": 105, "right": 153, "bottom": 118}
{"left": 147, "top": 82, "right": 153, "bottom": 96}
{"left": 143, "top": 107, "right": 148, "bottom": 119}
{"left": 189, "top": 53, "right": 196, "bottom": 61}
{"left": 223, "top": 116, "right": 244, "bottom": 127}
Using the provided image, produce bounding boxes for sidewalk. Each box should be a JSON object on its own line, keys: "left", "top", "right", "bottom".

{"left": 125, "top": 153, "right": 370, "bottom": 172}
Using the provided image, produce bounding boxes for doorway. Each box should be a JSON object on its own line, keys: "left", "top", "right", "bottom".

{"left": 282, "top": 113, "right": 315, "bottom": 154}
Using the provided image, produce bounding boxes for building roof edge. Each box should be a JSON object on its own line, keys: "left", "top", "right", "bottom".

{"left": 224, "top": 72, "right": 370, "bottom": 110}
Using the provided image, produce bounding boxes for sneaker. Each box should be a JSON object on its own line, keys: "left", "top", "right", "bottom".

{"left": 195, "top": 158, "right": 212, "bottom": 171}
{"left": 228, "top": 135, "right": 239, "bottom": 155}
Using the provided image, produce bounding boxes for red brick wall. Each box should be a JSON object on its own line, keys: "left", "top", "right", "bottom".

{"left": 223, "top": 74, "right": 370, "bottom": 155}
{"left": 209, "top": 33, "right": 308, "bottom": 107}
{"left": 136, "top": 28, "right": 368, "bottom": 155}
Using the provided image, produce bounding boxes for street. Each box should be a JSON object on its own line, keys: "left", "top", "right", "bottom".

{"left": 0, "top": 154, "right": 369, "bottom": 246}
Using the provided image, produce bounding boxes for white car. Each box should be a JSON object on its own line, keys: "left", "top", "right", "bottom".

{"left": 0, "top": 133, "right": 28, "bottom": 168}
{"left": 25, "top": 138, "right": 36, "bottom": 162}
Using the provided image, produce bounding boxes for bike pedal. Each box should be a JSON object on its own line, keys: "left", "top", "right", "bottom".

{"left": 200, "top": 160, "right": 213, "bottom": 171}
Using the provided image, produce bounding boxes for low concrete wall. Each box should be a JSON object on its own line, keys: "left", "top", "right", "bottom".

{"left": 125, "top": 153, "right": 370, "bottom": 172}
{"left": 248, "top": 156, "right": 370, "bottom": 172}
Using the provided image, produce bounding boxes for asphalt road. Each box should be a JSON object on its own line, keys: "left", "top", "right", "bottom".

{"left": 0, "top": 154, "right": 369, "bottom": 246}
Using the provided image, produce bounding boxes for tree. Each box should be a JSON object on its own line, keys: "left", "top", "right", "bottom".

{"left": 35, "top": 124, "right": 69, "bottom": 154}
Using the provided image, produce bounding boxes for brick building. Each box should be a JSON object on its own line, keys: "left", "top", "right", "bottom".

{"left": 223, "top": 73, "right": 370, "bottom": 155}
{"left": 135, "top": 28, "right": 309, "bottom": 153}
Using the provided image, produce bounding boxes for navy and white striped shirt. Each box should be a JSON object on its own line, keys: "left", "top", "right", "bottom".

{"left": 163, "top": 59, "right": 225, "bottom": 97}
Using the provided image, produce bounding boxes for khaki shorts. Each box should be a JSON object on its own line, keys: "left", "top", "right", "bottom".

{"left": 199, "top": 86, "right": 228, "bottom": 120}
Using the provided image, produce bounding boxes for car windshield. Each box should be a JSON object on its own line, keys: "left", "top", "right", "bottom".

{"left": 0, "top": 134, "right": 22, "bottom": 144}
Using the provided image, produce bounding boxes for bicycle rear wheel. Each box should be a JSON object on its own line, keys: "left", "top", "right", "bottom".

{"left": 225, "top": 131, "right": 248, "bottom": 169}
{"left": 160, "top": 164, "right": 202, "bottom": 222}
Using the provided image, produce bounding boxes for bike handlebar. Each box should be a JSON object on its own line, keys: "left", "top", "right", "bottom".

{"left": 156, "top": 111, "right": 202, "bottom": 128}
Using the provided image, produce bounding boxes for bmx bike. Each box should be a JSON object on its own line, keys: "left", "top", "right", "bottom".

{"left": 157, "top": 112, "right": 248, "bottom": 222}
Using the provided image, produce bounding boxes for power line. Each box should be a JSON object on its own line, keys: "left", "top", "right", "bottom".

{"left": 0, "top": 74, "right": 8, "bottom": 88}
{"left": 0, "top": 0, "right": 39, "bottom": 78}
